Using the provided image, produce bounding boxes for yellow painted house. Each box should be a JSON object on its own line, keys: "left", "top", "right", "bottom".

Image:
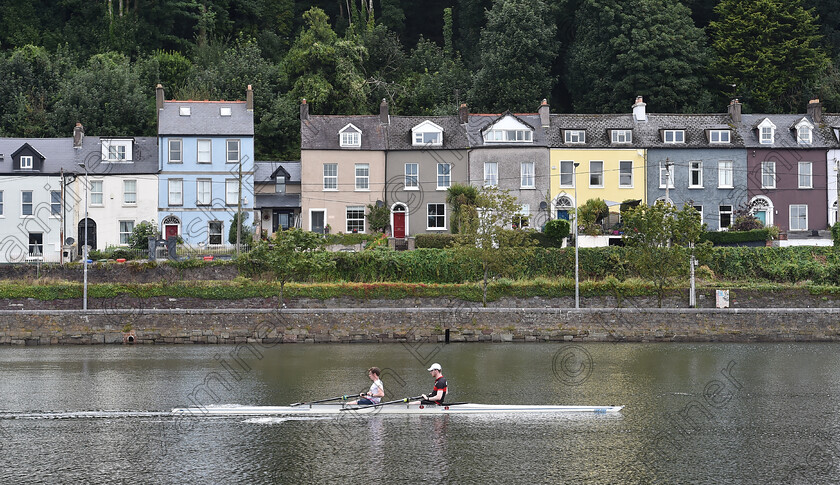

{"left": 548, "top": 113, "right": 647, "bottom": 223}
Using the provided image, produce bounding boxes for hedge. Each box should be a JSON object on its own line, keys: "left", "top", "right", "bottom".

{"left": 700, "top": 229, "right": 769, "bottom": 245}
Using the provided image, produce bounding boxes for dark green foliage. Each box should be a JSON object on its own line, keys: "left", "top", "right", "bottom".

{"left": 700, "top": 229, "right": 770, "bottom": 245}
{"left": 415, "top": 234, "right": 460, "bottom": 249}
{"left": 366, "top": 203, "right": 390, "bottom": 233}
{"left": 228, "top": 212, "right": 253, "bottom": 245}
{"left": 831, "top": 222, "right": 840, "bottom": 246}
{"left": 730, "top": 213, "right": 764, "bottom": 232}
{"left": 128, "top": 221, "right": 160, "bottom": 251}
{"left": 544, "top": 219, "right": 571, "bottom": 243}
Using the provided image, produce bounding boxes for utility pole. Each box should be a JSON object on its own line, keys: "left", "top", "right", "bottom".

{"left": 574, "top": 162, "right": 580, "bottom": 310}
{"left": 236, "top": 156, "right": 242, "bottom": 256}
{"left": 689, "top": 242, "right": 696, "bottom": 308}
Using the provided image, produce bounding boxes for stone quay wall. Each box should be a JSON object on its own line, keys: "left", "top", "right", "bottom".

{"left": 1, "top": 307, "right": 840, "bottom": 345}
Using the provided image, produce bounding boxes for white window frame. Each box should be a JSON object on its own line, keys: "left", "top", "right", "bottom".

{"left": 709, "top": 130, "right": 730, "bottom": 144}
{"left": 663, "top": 130, "right": 685, "bottom": 144}
{"left": 323, "top": 163, "right": 338, "bottom": 191}
{"left": 20, "top": 156, "right": 33, "bottom": 169}
{"left": 21, "top": 191, "right": 33, "bottom": 217}
{"left": 719, "top": 205, "right": 733, "bottom": 230}
{"left": 790, "top": 204, "right": 808, "bottom": 231}
{"left": 521, "top": 161, "right": 535, "bottom": 189}
{"left": 437, "top": 163, "right": 451, "bottom": 190}
{"left": 619, "top": 161, "right": 633, "bottom": 188}
{"left": 404, "top": 163, "right": 418, "bottom": 189}
{"left": 123, "top": 179, "right": 137, "bottom": 205}
{"left": 589, "top": 161, "right": 604, "bottom": 188}
{"left": 761, "top": 161, "right": 776, "bottom": 189}
{"left": 427, "top": 203, "right": 446, "bottom": 230}
{"left": 758, "top": 119, "right": 776, "bottom": 145}
{"left": 796, "top": 119, "right": 814, "bottom": 145}
{"left": 208, "top": 221, "right": 223, "bottom": 245}
{"left": 483, "top": 129, "right": 533, "bottom": 143}
{"left": 689, "top": 161, "right": 703, "bottom": 188}
{"left": 0, "top": 190, "right": 5, "bottom": 216}
{"left": 798, "top": 161, "right": 813, "bottom": 189}
{"left": 119, "top": 220, "right": 134, "bottom": 245}
{"left": 718, "top": 161, "right": 734, "bottom": 188}
{"left": 564, "top": 130, "right": 585, "bottom": 144}
{"left": 196, "top": 179, "right": 212, "bottom": 206}
{"left": 50, "top": 191, "right": 61, "bottom": 217}
{"left": 339, "top": 123, "right": 362, "bottom": 147}
{"left": 355, "top": 163, "right": 370, "bottom": 191}
{"left": 484, "top": 162, "right": 498, "bottom": 187}
{"left": 168, "top": 139, "right": 182, "bottom": 164}
{"left": 559, "top": 161, "right": 574, "bottom": 188}
{"left": 225, "top": 179, "right": 239, "bottom": 205}
{"left": 168, "top": 179, "right": 183, "bottom": 206}
{"left": 411, "top": 121, "right": 443, "bottom": 146}
{"left": 101, "top": 139, "right": 132, "bottom": 161}
{"left": 226, "top": 139, "right": 240, "bottom": 164}
{"left": 346, "top": 206, "right": 365, "bottom": 233}
{"left": 611, "top": 130, "right": 632, "bottom": 143}
{"left": 220, "top": 107, "right": 232, "bottom": 117}
{"left": 659, "top": 163, "right": 674, "bottom": 189}
{"left": 90, "top": 180, "right": 104, "bottom": 206}
{"left": 197, "top": 139, "right": 212, "bottom": 164}
{"left": 179, "top": 106, "right": 191, "bottom": 116}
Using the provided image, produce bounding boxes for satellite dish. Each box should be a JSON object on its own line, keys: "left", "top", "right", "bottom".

{"left": 65, "top": 237, "right": 75, "bottom": 245}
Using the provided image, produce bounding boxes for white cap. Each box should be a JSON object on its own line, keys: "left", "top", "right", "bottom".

{"left": 427, "top": 363, "right": 442, "bottom": 371}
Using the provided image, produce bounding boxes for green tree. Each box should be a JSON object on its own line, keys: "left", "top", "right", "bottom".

{"left": 566, "top": 0, "right": 711, "bottom": 113}
{"left": 128, "top": 221, "right": 161, "bottom": 251}
{"left": 710, "top": 0, "right": 830, "bottom": 112}
{"left": 451, "top": 186, "right": 537, "bottom": 306}
{"left": 469, "top": 0, "right": 558, "bottom": 113}
{"left": 0, "top": 45, "right": 64, "bottom": 137}
{"left": 621, "top": 202, "right": 703, "bottom": 307}
{"left": 229, "top": 211, "right": 253, "bottom": 245}
{"left": 577, "top": 198, "right": 609, "bottom": 235}
{"left": 445, "top": 183, "right": 479, "bottom": 234}
{"left": 403, "top": 36, "right": 471, "bottom": 115}
{"left": 366, "top": 204, "right": 390, "bottom": 233}
{"left": 544, "top": 219, "right": 570, "bottom": 243}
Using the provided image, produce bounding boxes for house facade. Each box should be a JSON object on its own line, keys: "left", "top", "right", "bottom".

{"left": 821, "top": 113, "right": 840, "bottom": 226}
{"left": 255, "top": 160, "right": 301, "bottom": 237}
{"left": 156, "top": 85, "right": 255, "bottom": 245}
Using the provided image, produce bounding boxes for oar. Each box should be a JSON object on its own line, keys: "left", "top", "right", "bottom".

{"left": 340, "top": 396, "right": 425, "bottom": 411}
{"left": 289, "top": 394, "right": 359, "bottom": 407}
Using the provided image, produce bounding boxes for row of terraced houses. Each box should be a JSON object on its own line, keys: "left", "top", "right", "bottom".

{"left": 2, "top": 88, "right": 840, "bottom": 263}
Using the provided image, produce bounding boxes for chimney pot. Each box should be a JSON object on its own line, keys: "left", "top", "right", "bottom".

{"left": 459, "top": 103, "right": 469, "bottom": 124}
{"left": 728, "top": 98, "right": 742, "bottom": 123}
{"left": 807, "top": 98, "right": 822, "bottom": 123}
{"left": 632, "top": 96, "right": 646, "bottom": 122}
{"left": 155, "top": 84, "right": 164, "bottom": 111}
{"left": 300, "top": 98, "right": 309, "bottom": 121}
{"left": 538, "top": 99, "right": 550, "bottom": 127}
{"left": 379, "top": 98, "right": 389, "bottom": 124}
{"left": 246, "top": 85, "right": 254, "bottom": 111}
{"left": 73, "top": 123, "right": 85, "bottom": 148}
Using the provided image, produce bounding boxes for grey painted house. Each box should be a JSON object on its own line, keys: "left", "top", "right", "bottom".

{"left": 255, "top": 160, "right": 301, "bottom": 237}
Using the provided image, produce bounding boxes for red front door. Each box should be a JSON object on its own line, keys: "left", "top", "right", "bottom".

{"left": 393, "top": 213, "right": 406, "bottom": 238}
{"left": 165, "top": 225, "right": 178, "bottom": 239}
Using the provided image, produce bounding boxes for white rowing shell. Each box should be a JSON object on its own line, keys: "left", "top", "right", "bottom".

{"left": 171, "top": 403, "right": 624, "bottom": 416}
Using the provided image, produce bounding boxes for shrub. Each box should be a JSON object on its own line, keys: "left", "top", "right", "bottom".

{"left": 832, "top": 222, "right": 840, "bottom": 246}
{"left": 415, "top": 234, "right": 459, "bottom": 249}
{"left": 700, "top": 229, "right": 769, "bottom": 245}
{"left": 731, "top": 214, "right": 763, "bottom": 231}
{"left": 544, "top": 219, "right": 570, "bottom": 243}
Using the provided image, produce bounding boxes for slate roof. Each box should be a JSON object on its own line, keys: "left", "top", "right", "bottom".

{"left": 301, "top": 115, "right": 388, "bottom": 150}
{"left": 466, "top": 113, "right": 550, "bottom": 147}
{"left": 822, "top": 115, "right": 840, "bottom": 144}
{"left": 255, "top": 193, "right": 301, "bottom": 209}
{"left": 734, "top": 114, "right": 837, "bottom": 148}
{"left": 158, "top": 101, "right": 253, "bottom": 136}
{"left": 386, "top": 115, "right": 468, "bottom": 150}
{"left": 254, "top": 160, "right": 301, "bottom": 183}
{"left": 0, "top": 137, "right": 159, "bottom": 175}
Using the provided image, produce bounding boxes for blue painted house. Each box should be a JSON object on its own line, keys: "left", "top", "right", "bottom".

{"left": 156, "top": 84, "right": 255, "bottom": 246}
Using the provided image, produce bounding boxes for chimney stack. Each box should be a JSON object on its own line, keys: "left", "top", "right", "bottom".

{"left": 73, "top": 123, "right": 84, "bottom": 148}
{"left": 807, "top": 98, "right": 822, "bottom": 124}
{"left": 155, "top": 84, "right": 164, "bottom": 111}
{"left": 538, "top": 99, "right": 550, "bottom": 127}
{"left": 246, "top": 85, "right": 254, "bottom": 111}
{"left": 632, "top": 96, "right": 646, "bottom": 122}
{"left": 728, "top": 99, "right": 742, "bottom": 123}
{"left": 379, "top": 98, "right": 389, "bottom": 124}
{"left": 300, "top": 99, "right": 309, "bottom": 120}
{"left": 458, "top": 103, "right": 469, "bottom": 124}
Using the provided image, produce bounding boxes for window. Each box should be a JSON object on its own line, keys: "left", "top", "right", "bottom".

{"left": 28, "top": 233, "right": 43, "bottom": 258}
{"left": 484, "top": 162, "right": 498, "bottom": 187}
{"left": 209, "top": 221, "right": 223, "bottom": 245}
{"left": 102, "top": 139, "right": 132, "bottom": 161}
{"left": 659, "top": 163, "right": 674, "bottom": 188}
{"left": 559, "top": 161, "right": 574, "bottom": 187}
{"left": 798, "top": 126, "right": 812, "bottom": 144}
{"left": 718, "top": 161, "right": 734, "bottom": 188}
{"left": 169, "top": 139, "right": 182, "bottom": 163}
{"left": 119, "top": 221, "right": 134, "bottom": 245}
{"left": 513, "top": 205, "right": 530, "bottom": 229}
{"left": 226, "top": 139, "right": 240, "bottom": 163}
{"left": 760, "top": 127, "right": 773, "bottom": 144}
{"left": 168, "top": 179, "right": 183, "bottom": 206}
{"left": 483, "top": 129, "right": 533, "bottom": 143}
{"left": 346, "top": 206, "right": 365, "bottom": 233}
{"left": 220, "top": 107, "right": 231, "bottom": 116}
{"left": 612, "top": 130, "right": 632, "bottom": 143}
{"left": 275, "top": 176, "right": 286, "bottom": 194}
{"left": 323, "top": 163, "right": 337, "bottom": 190}
{"left": 521, "top": 162, "right": 535, "bottom": 188}
{"left": 719, "top": 205, "right": 733, "bottom": 230}
{"left": 414, "top": 131, "right": 441, "bottom": 145}
{"left": 427, "top": 203, "right": 446, "bottom": 229}
{"left": 179, "top": 106, "right": 191, "bottom": 116}
{"left": 564, "top": 130, "right": 585, "bottom": 144}
{"left": 799, "top": 162, "right": 813, "bottom": 188}
{"left": 0, "top": 191, "right": 4, "bottom": 215}
{"left": 710, "top": 130, "right": 730, "bottom": 143}
{"left": 790, "top": 204, "right": 808, "bottom": 231}
{"left": 197, "top": 179, "right": 211, "bottom": 205}
{"left": 90, "top": 180, "right": 103, "bottom": 206}
{"left": 405, "top": 163, "right": 418, "bottom": 189}
{"left": 108, "top": 145, "right": 126, "bottom": 160}
{"left": 664, "top": 130, "right": 685, "bottom": 143}
{"left": 619, "top": 161, "right": 633, "bottom": 187}
{"left": 197, "top": 140, "right": 212, "bottom": 164}
{"left": 761, "top": 162, "right": 776, "bottom": 189}
{"left": 51, "top": 191, "right": 61, "bottom": 216}
{"left": 226, "top": 179, "right": 239, "bottom": 205}
{"left": 437, "top": 163, "right": 451, "bottom": 189}
{"left": 689, "top": 161, "right": 703, "bottom": 188}
{"left": 21, "top": 191, "right": 33, "bottom": 216}
{"left": 124, "top": 180, "right": 136, "bottom": 204}
{"left": 355, "top": 163, "right": 369, "bottom": 190}
{"left": 693, "top": 205, "right": 703, "bottom": 222}
{"left": 589, "top": 161, "right": 604, "bottom": 187}
{"left": 20, "top": 156, "right": 33, "bottom": 169}
{"left": 339, "top": 124, "right": 362, "bottom": 147}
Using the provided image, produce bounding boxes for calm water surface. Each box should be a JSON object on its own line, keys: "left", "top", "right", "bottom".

{"left": 0, "top": 342, "right": 838, "bottom": 484}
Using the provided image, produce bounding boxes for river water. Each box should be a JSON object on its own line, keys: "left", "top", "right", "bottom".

{"left": 0, "top": 342, "right": 837, "bottom": 484}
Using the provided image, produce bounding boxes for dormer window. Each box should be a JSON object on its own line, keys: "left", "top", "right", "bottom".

{"left": 663, "top": 130, "right": 685, "bottom": 143}
{"left": 411, "top": 120, "right": 443, "bottom": 146}
{"left": 564, "top": 130, "right": 585, "bottom": 144}
{"left": 482, "top": 115, "right": 534, "bottom": 143}
{"left": 179, "top": 106, "right": 191, "bottom": 116}
{"left": 757, "top": 118, "right": 776, "bottom": 144}
{"left": 20, "top": 156, "right": 33, "bottom": 170}
{"left": 101, "top": 139, "right": 133, "bottom": 162}
{"left": 611, "top": 130, "right": 632, "bottom": 143}
{"left": 795, "top": 118, "right": 814, "bottom": 144}
{"left": 709, "top": 130, "right": 730, "bottom": 144}
{"left": 339, "top": 123, "right": 362, "bottom": 147}
{"left": 220, "top": 107, "right": 231, "bottom": 116}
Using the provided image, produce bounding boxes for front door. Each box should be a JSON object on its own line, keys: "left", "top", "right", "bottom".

{"left": 78, "top": 219, "right": 97, "bottom": 251}
{"left": 165, "top": 225, "right": 178, "bottom": 239}
{"left": 557, "top": 210, "right": 569, "bottom": 220}
{"left": 754, "top": 210, "right": 766, "bottom": 226}
{"left": 393, "top": 212, "right": 406, "bottom": 238}
{"left": 311, "top": 210, "right": 325, "bottom": 234}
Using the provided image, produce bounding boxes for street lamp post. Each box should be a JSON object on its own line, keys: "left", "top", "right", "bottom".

{"left": 574, "top": 162, "right": 580, "bottom": 309}
{"left": 78, "top": 161, "right": 88, "bottom": 311}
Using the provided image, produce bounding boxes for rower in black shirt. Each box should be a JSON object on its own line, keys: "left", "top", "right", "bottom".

{"left": 418, "top": 363, "right": 447, "bottom": 405}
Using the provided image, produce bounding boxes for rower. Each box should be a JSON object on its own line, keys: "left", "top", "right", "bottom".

{"left": 416, "top": 363, "right": 447, "bottom": 406}
{"left": 346, "top": 367, "right": 384, "bottom": 406}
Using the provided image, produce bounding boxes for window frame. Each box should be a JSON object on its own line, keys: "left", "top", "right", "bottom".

{"left": 521, "top": 161, "right": 535, "bottom": 189}
{"left": 663, "top": 130, "right": 685, "bottom": 144}
{"left": 564, "top": 130, "right": 585, "bottom": 144}
{"left": 196, "top": 179, "right": 212, "bottom": 206}
{"left": 559, "top": 161, "right": 574, "bottom": 188}
{"left": 619, "top": 160, "right": 633, "bottom": 188}
{"left": 21, "top": 190, "right": 33, "bottom": 217}
{"left": 790, "top": 204, "right": 808, "bottom": 231}
{"left": 119, "top": 220, "right": 134, "bottom": 245}
{"left": 484, "top": 161, "right": 498, "bottom": 187}
{"left": 404, "top": 163, "right": 419, "bottom": 189}
{"left": 689, "top": 161, "right": 703, "bottom": 188}
{"left": 797, "top": 126, "right": 812, "bottom": 144}
{"left": 589, "top": 160, "right": 604, "bottom": 188}
{"left": 339, "top": 124, "right": 362, "bottom": 147}
{"left": 208, "top": 221, "right": 223, "bottom": 245}
{"left": 225, "top": 179, "right": 239, "bottom": 206}
{"left": 659, "top": 163, "right": 674, "bottom": 189}
{"left": 168, "top": 178, "right": 183, "bottom": 206}
{"left": 323, "top": 163, "right": 338, "bottom": 191}
{"left": 226, "top": 139, "right": 240, "bottom": 164}
{"left": 168, "top": 139, "right": 183, "bottom": 164}
{"left": 760, "top": 126, "right": 774, "bottom": 144}
{"left": 123, "top": 179, "right": 137, "bottom": 205}
{"left": 798, "top": 161, "right": 813, "bottom": 189}
{"left": 719, "top": 205, "right": 733, "bottom": 230}
{"left": 345, "top": 206, "right": 366, "bottom": 233}
{"left": 197, "top": 139, "right": 212, "bottom": 164}
{"left": 709, "top": 130, "right": 730, "bottom": 144}
{"left": 611, "top": 130, "right": 632, "bottom": 144}
{"left": 761, "top": 161, "right": 776, "bottom": 189}
{"left": 0, "top": 190, "right": 4, "bottom": 216}
{"left": 90, "top": 180, "right": 104, "bottom": 206}
{"left": 437, "top": 163, "right": 451, "bottom": 190}
{"left": 20, "top": 156, "right": 33, "bottom": 170}
{"left": 427, "top": 203, "right": 446, "bottom": 230}
{"left": 718, "top": 161, "right": 734, "bottom": 188}
{"left": 355, "top": 163, "right": 370, "bottom": 191}
{"left": 50, "top": 190, "right": 61, "bottom": 216}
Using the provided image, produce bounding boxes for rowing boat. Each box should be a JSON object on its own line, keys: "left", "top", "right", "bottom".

{"left": 171, "top": 403, "right": 624, "bottom": 415}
